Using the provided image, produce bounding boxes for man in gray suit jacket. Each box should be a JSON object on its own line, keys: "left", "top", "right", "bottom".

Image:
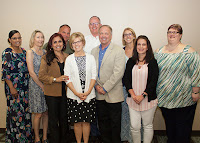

{"left": 91, "top": 25, "right": 126, "bottom": 143}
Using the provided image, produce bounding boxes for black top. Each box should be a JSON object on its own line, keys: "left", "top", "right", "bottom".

{"left": 57, "top": 62, "right": 66, "bottom": 97}
{"left": 123, "top": 58, "right": 159, "bottom": 102}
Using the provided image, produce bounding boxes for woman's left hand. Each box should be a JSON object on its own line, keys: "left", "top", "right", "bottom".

{"left": 56, "top": 75, "right": 69, "bottom": 82}
{"left": 134, "top": 95, "right": 144, "bottom": 104}
{"left": 192, "top": 93, "right": 200, "bottom": 102}
{"left": 76, "top": 92, "right": 87, "bottom": 100}
{"left": 82, "top": 91, "right": 90, "bottom": 97}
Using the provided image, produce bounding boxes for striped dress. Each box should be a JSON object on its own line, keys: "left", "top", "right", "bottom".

{"left": 154, "top": 45, "right": 200, "bottom": 109}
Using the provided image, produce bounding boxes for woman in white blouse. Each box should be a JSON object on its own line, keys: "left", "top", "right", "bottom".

{"left": 64, "top": 32, "right": 97, "bottom": 143}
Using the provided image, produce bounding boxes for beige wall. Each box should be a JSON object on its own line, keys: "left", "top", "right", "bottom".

{"left": 0, "top": 0, "right": 200, "bottom": 129}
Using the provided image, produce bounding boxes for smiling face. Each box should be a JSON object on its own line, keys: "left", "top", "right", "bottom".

{"left": 72, "top": 37, "right": 84, "bottom": 53}
{"left": 123, "top": 30, "right": 135, "bottom": 45}
{"left": 167, "top": 28, "right": 182, "bottom": 44}
{"left": 59, "top": 26, "right": 71, "bottom": 42}
{"left": 136, "top": 38, "right": 148, "bottom": 55}
{"left": 52, "top": 36, "right": 63, "bottom": 52}
{"left": 99, "top": 26, "right": 112, "bottom": 47}
{"left": 33, "top": 32, "right": 44, "bottom": 47}
{"left": 9, "top": 33, "right": 22, "bottom": 48}
{"left": 89, "top": 17, "right": 101, "bottom": 37}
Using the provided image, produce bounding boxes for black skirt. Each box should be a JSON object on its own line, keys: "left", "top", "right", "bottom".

{"left": 67, "top": 98, "right": 96, "bottom": 123}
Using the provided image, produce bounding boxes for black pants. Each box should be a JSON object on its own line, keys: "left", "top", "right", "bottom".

{"left": 45, "top": 95, "right": 69, "bottom": 143}
{"left": 160, "top": 103, "right": 197, "bottom": 143}
{"left": 96, "top": 100, "right": 122, "bottom": 143}
{"left": 90, "top": 112, "right": 100, "bottom": 137}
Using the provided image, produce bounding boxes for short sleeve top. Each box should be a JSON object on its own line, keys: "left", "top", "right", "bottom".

{"left": 154, "top": 45, "right": 200, "bottom": 109}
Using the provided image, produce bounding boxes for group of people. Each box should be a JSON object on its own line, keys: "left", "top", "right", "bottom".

{"left": 1, "top": 16, "right": 200, "bottom": 143}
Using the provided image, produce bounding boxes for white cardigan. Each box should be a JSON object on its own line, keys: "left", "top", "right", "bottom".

{"left": 64, "top": 53, "right": 97, "bottom": 103}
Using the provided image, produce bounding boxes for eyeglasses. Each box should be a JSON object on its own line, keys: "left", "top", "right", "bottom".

{"left": 124, "top": 33, "right": 133, "bottom": 37}
{"left": 11, "top": 37, "right": 22, "bottom": 40}
{"left": 72, "top": 40, "right": 82, "bottom": 45}
{"left": 89, "top": 23, "right": 100, "bottom": 26}
{"left": 167, "top": 31, "right": 180, "bottom": 34}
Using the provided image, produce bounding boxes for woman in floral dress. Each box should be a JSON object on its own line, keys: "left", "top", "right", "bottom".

{"left": 1, "top": 30, "right": 33, "bottom": 143}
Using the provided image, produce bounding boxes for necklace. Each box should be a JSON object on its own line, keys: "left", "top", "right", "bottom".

{"left": 138, "top": 58, "right": 145, "bottom": 62}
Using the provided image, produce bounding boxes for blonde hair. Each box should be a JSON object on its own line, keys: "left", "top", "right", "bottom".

{"left": 122, "top": 27, "right": 136, "bottom": 46}
{"left": 69, "top": 32, "right": 86, "bottom": 49}
{"left": 29, "top": 30, "right": 44, "bottom": 48}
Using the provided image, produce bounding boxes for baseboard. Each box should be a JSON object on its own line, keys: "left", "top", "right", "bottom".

{"left": 1, "top": 128, "right": 200, "bottom": 136}
{"left": 154, "top": 130, "right": 200, "bottom": 136}
{"left": 0, "top": 128, "right": 5, "bottom": 133}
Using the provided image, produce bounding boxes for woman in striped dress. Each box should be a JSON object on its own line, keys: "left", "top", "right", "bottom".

{"left": 124, "top": 35, "right": 159, "bottom": 143}
{"left": 154, "top": 24, "right": 200, "bottom": 143}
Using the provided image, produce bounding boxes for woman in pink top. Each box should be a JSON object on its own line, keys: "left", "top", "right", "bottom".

{"left": 123, "top": 35, "right": 159, "bottom": 143}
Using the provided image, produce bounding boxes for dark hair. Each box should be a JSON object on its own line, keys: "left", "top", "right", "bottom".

{"left": 59, "top": 24, "right": 71, "bottom": 31}
{"left": 132, "top": 35, "right": 154, "bottom": 64}
{"left": 168, "top": 24, "right": 183, "bottom": 34}
{"left": 8, "top": 30, "right": 20, "bottom": 43}
{"left": 46, "top": 33, "right": 66, "bottom": 66}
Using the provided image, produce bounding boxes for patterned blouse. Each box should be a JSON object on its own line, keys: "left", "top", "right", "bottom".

{"left": 154, "top": 45, "right": 200, "bottom": 109}
{"left": 75, "top": 56, "right": 86, "bottom": 93}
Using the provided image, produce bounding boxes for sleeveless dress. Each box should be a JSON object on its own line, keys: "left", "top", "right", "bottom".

{"left": 29, "top": 49, "right": 47, "bottom": 113}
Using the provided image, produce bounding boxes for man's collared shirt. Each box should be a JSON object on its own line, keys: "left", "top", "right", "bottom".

{"left": 85, "top": 35, "right": 100, "bottom": 54}
{"left": 98, "top": 44, "right": 110, "bottom": 93}
{"left": 98, "top": 44, "right": 109, "bottom": 78}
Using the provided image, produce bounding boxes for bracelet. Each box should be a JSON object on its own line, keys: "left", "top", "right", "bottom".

{"left": 142, "top": 93, "right": 146, "bottom": 98}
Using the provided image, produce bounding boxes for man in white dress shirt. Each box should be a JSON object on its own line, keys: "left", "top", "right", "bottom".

{"left": 84, "top": 16, "right": 102, "bottom": 54}
{"left": 84, "top": 16, "right": 102, "bottom": 142}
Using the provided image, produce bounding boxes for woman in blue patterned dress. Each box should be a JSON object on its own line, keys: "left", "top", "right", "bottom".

{"left": 155, "top": 24, "right": 200, "bottom": 143}
{"left": 121, "top": 27, "right": 136, "bottom": 143}
{"left": 1, "top": 30, "right": 33, "bottom": 143}
{"left": 27, "top": 30, "right": 48, "bottom": 143}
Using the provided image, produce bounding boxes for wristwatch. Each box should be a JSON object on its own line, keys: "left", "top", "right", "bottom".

{"left": 142, "top": 93, "right": 146, "bottom": 98}
{"left": 53, "top": 78, "right": 56, "bottom": 82}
